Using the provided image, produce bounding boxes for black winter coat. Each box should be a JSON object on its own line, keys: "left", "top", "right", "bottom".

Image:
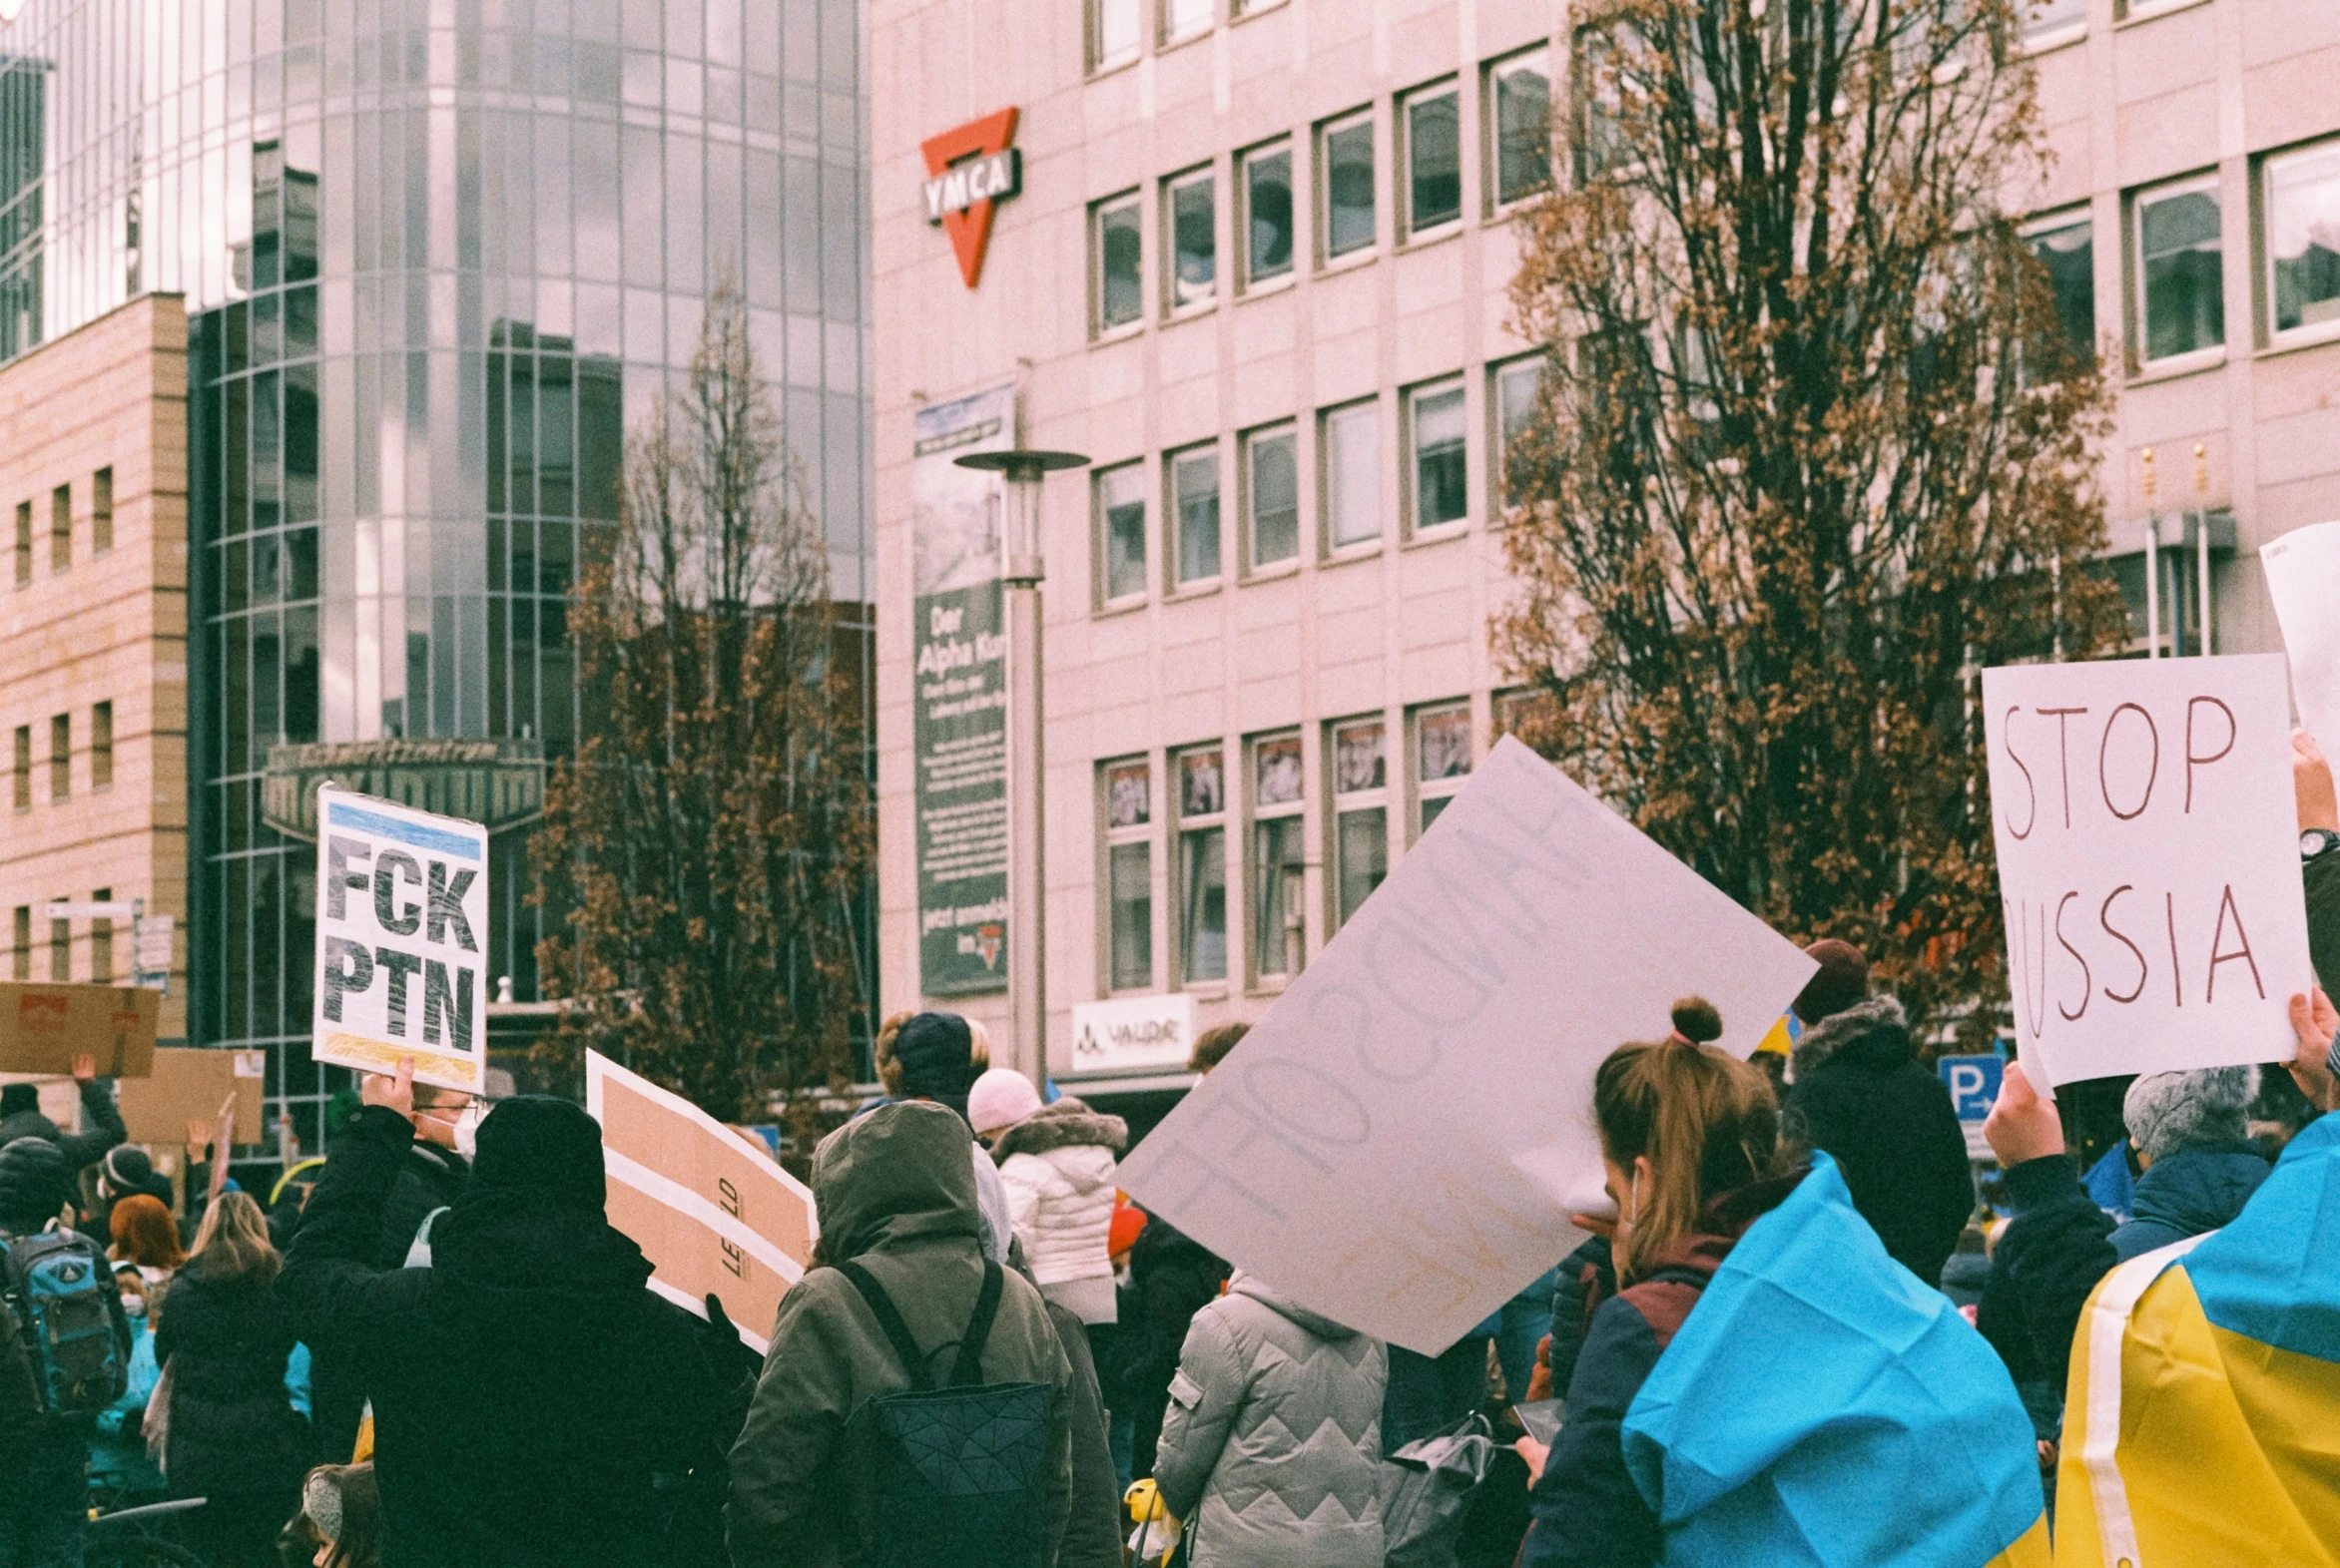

{"left": 0, "top": 1078, "right": 127, "bottom": 1178}
{"left": 1113, "top": 1213, "right": 1228, "bottom": 1480}
{"left": 153, "top": 1259, "right": 311, "bottom": 1497}
{"left": 278, "top": 1106, "right": 745, "bottom": 1568}
{"left": 1783, "top": 996, "right": 1973, "bottom": 1288}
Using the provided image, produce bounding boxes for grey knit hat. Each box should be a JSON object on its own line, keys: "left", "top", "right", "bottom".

{"left": 2123, "top": 1066, "right": 2259, "bottom": 1163}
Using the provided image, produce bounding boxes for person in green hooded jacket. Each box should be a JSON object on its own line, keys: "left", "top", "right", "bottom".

{"left": 725, "top": 1099, "right": 1077, "bottom": 1566}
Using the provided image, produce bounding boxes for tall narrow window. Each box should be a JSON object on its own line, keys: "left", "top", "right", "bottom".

{"left": 2132, "top": 176, "right": 2223, "bottom": 362}
{"left": 1103, "top": 760, "right": 1154, "bottom": 992}
{"left": 1242, "top": 142, "right": 1294, "bottom": 285}
{"left": 90, "top": 887, "right": 113, "bottom": 986}
{"left": 50, "top": 484, "right": 69, "bottom": 572}
{"left": 1092, "top": 0, "right": 1142, "bottom": 70}
{"left": 1094, "top": 192, "right": 1143, "bottom": 333}
{"left": 90, "top": 702, "right": 114, "bottom": 790}
{"left": 1493, "top": 355, "right": 1550, "bottom": 513}
{"left": 9, "top": 906, "right": 27, "bottom": 979}
{"left": 1321, "top": 110, "right": 1376, "bottom": 261}
{"left": 13, "top": 501, "right": 29, "bottom": 587}
{"left": 1162, "top": 0, "right": 1212, "bottom": 45}
{"left": 1488, "top": 48, "right": 1553, "bottom": 208}
{"left": 10, "top": 726, "right": 28, "bottom": 811}
{"left": 49, "top": 714, "right": 69, "bottom": 802}
{"left": 1096, "top": 461, "right": 1149, "bottom": 604}
{"left": 2266, "top": 139, "right": 2340, "bottom": 343}
{"left": 49, "top": 899, "right": 69, "bottom": 982}
{"left": 1415, "top": 704, "right": 1472, "bottom": 834}
{"left": 1171, "top": 443, "right": 1222, "bottom": 585}
{"left": 1410, "top": 379, "right": 1469, "bottom": 529}
{"left": 1403, "top": 82, "right": 1462, "bottom": 236}
{"left": 1245, "top": 423, "right": 1300, "bottom": 568}
{"left": 1332, "top": 718, "right": 1388, "bottom": 926}
{"left": 1574, "top": 27, "right": 1631, "bottom": 184}
{"left": 2025, "top": 215, "right": 2095, "bottom": 367}
{"left": 1251, "top": 734, "right": 1304, "bottom": 979}
{"left": 1323, "top": 400, "right": 1381, "bottom": 549}
{"left": 1167, "top": 169, "right": 1217, "bottom": 311}
{"left": 92, "top": 467, "right": 113, "bottom": 554}
{"left": 1177, "top": 748, "right": 1228, "bottom": 984}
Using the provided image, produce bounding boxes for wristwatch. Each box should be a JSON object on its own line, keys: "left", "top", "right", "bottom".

{"left": 2303, "top": 828, "right": 2339, "bottom": 862}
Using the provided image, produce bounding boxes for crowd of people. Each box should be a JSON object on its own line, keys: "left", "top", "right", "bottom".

{"left": 1, "top": 741, "right": 2337, "bottom": 1567}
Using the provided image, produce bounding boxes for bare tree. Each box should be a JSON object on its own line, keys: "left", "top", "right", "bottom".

{"left": 1499, "top": 0, "right": 2127, "bottom": 1035}
{"left": 534, "top": 284, "right": 872, "bottom": 1119}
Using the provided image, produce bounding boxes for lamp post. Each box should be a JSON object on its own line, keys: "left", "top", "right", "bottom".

{"left": 955, "top": 446, "right": 1089, "bottom": 1089}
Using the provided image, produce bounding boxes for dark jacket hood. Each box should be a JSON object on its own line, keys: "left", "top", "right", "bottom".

{"left": 813, "top": 1099, "right": 981, "bottom": 1264}
{"left": 427, "top": 1186, "right": 656, "bottom": 1324}
{"left": 2128, "top": 1143, "right": 2269, "bottom": 1239}
{"left": 990, "top": 1096, "right": 1128, "bottom": 1162}
{"left": 1790, "top": 995, "right": 1912, "bottom": 1081}
{"left": 0, "top": 1133, "right": 72, "bottom": 1230}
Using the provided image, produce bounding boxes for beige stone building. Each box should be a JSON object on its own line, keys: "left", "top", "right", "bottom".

{"left": 0, "top": 293, "right": 192, "bottom": 1042}
{"left": 870, "top": 0, "right": 2340, "bottom": 1088}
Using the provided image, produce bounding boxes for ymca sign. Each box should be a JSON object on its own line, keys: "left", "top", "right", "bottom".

{"left": 921, "top": 108, "right": 1021, "bottom": 288}
{"left": 923, "top": 150, "right": 1020, "bottom": 225}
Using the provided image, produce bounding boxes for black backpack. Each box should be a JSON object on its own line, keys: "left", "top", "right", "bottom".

{"left": 835, "top": 1259, "right": 1053, "bottom": 1568}
{"left": 0, "top": 1226, "right": 130, "bottom": 1423}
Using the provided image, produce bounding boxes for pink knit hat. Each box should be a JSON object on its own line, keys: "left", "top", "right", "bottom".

{"left": 966, "top": 1067, "right": 1044, "bottom": 1136}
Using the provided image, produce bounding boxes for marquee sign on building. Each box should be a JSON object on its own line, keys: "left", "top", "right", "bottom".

{"left": 921, "top": 107, "right": 1021, "bottom": 288}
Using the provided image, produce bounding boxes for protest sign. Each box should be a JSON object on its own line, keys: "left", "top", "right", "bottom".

{"left": 2260, "top": 520, "right": 2340, "bottom": 760}
{"left": 1938, "top": 1055, "right": 2004, "bottom": 1162}
{"left": 585, "top": 1050, "right": 819, "bottom": 1352}
{"left": 120, "top": 1048, "right": 267, "bottom": 1147}
{"left": 1116, "top": 737, "right": 1817, "bottom": 1356}
{"left": 309, "top": 785, "right": 488, "bottom": 1094}
{"left": 0, "top": 983, "right": 158, "bottom": 1077}
{"left": 1981, "top": 655, "right": 2309, "bottom": 1088}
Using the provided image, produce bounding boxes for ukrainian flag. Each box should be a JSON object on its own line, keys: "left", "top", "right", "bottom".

{"left": 2055, "top": 1110, "right": 2340, "bottom": 1567}
{"left": 1621, "top": 1154, "right": 2050, "bottom": 1567}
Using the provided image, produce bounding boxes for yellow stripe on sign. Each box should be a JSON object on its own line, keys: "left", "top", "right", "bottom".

{"left": 319, "top": 1032, "right": 482, "bottom": 1092}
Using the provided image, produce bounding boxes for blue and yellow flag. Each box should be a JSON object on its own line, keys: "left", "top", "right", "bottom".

{"left": 2056, "top": 1110, "right": 2340, "bottom": 1567}
{"left": 1621, "top": 1155, "right": 2050, "bottom": 1568}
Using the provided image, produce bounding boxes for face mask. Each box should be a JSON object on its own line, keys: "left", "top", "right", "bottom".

{"left": 451, "top": 1103, "right": 485, "bottom": 1160}
{"left": 120, "top": 1294, "right": 146, "bottom": 1317}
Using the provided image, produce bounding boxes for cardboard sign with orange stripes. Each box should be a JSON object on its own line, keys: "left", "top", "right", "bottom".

{"left": 584, "top": 1050, "right": 818, "bottom": 1353}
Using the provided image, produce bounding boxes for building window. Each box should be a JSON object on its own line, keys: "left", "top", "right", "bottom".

{"left": 1415, "top": 704, "right": 1472, "bottom": 834}
{"left": 1094, "top": 192, "right": 1143, "bottom": 333}
{"left": 2025, "top": 213, "right": 2095, "bottom": 366}
{"left": 1323, "top": 399, "right": 1381, "bottom": 550}
{"left": 1092, "top": 0, "right": 1142, "bottom": 70}
{"left": 1332, "top": 718, "right": 1389, "bottom": 927}
{"left": 1234, "top": 0, "right": 1286, "bottom": 13}
{"left": 10, "top": 726, "right": 28, "bottom": 812}
{"left": 1492, "top": 354, "right": 1550, "bottom": 513}
{"left": 1095, "top": 462, "right": 1149, "bottom": 605}
{"left": 1104, "top": 759, "right": 1154, "bottom": 992}
{"left": 91, "top": 887, "right": 113, "bottom": 986}
{"left": 1487, "top": 47, "right": 1553, "bottom": 209}
{"left": 91, "top": 702, "right": 113, "bottom": 791}
{"left": 13, "top": 501, "right": 29, "bottom": 587}
{"left": 1171, "top": 443, "right": 1222, "bottom": 585}
{"left": 9, "top": 906, "right": 27, "bottom": 980}
{"left": 1251, "top": 733, "right": 1304, "bottom": 979}
{"left": 1167, "top": 168, "right": 1217, "bottom": 312}
{"left": 92, "top": 467, "right": 113, "bottom": 554}
{"left": 1245, "top": 423, "right": 1300, "bottom": 569}
{"left": 1162, "top": 0, "right": 1212, "bottom": 45}
{"left": 1242, "top": 141, "right": 1295, "bottom": 286}
{"left": 1176, "top": 747, "right": 1228, "bottom": 984}
{"left": 1409, "top": 378, "right": 1469, "bottom": 530}
{"left": 2024, "top": 0, "right": 2085, "bottom": 42}
{"left": 49, "top": 714, "right": 68, "bottom": 802}
{"left": 2266, "top": 139, "right": 2340, "bottom": 342}
{"left": 2132, "top": 175, "right": 2223, "bottom": 363}
{"left": 49, "top": 899, "right": 68, "bottom": 982}
{"left": 1403, "top": 81, "right": 1463, "bottom": 237}
{"left": 1320, "top": 109, "right": 1377, "bottom": 261}
{"left": 50, "top": 484, "right": 69, "bottom": 572}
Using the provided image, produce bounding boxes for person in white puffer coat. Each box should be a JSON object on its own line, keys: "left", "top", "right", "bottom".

{"left": 967, "top": 1069, "right": 1129, "bottom": 1326}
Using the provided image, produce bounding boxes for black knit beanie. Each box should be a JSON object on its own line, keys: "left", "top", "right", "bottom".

{"left": 466, "top": 1095, "right": 606, "bottom": 1210}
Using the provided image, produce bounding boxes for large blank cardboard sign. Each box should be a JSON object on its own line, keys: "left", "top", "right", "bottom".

{"left": 1982, "top": 655, "right": 2310, "bottom": 1088}
{"left": 586, "top": 1051, "right": 819, "bottom": 1353}
{"left": 120, "top": 1048, "right": 267, "bottom": 1147}
{"left": 310, "top": 786, "right": 489, "bottom": 1094}
{"left": 2260, "top": 520, "right": 2340, "bottom": 760}
{"left": 1116, "top": 738, "right": 1816, "bottom": 1356}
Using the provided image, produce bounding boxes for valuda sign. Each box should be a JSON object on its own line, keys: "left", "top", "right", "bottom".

{"left": 310, "top": 785, "right": 489, "bottom": 1093}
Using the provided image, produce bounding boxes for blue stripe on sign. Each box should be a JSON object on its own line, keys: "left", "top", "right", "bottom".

{"left": 325, "top": 800, "right": 485, "bottom": 862}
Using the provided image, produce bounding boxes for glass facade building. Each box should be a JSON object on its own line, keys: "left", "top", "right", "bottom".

{"left": 0, "top": 0, "right": 874, "bottom": 1143}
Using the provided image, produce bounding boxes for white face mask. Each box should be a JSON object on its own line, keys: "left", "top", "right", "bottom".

{"left": 121, "top": 1294, "right": 146, "bottom": 1317}
{"left": 451, "top": 1103, "right": 486, "bottom": 1160}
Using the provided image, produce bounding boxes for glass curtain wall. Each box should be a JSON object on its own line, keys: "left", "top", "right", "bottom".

{"left": 0, "top": 0, "right": 874, "bottom": 1145}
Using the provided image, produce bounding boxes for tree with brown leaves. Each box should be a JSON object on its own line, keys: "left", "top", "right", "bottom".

{"left": 533, "top": 285, "right": 872, "bottom": 1120}
{"left": 1498, "top": 0, "right": 2127, "bottom": 1039}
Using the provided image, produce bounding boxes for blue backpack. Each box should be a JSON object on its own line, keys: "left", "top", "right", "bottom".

{"left": 1, "top": 1226, "right": 131, "bottom": 1421}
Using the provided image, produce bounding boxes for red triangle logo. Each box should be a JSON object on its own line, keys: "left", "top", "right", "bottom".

{"left": 922, "top": 108, "right": 1021, "bottom": 289}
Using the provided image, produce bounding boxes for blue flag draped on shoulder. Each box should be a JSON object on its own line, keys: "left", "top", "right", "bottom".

{"left": 1621, "top": 1155, "right": 2049, "bottom": 1568}
{"left": 2055, "top": 1110, "right": 2340, "bottom": 1566}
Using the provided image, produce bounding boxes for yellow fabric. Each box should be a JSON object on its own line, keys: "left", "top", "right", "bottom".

{"left": 1755, "top": 1015, "right": 1794, "bottom": 1056}
{"left": 1984, "top": 1512, "right": 2051, "bottom": 1568}
{"left": 2056, "top": 1265, "right": 2340, "bottom": 1568}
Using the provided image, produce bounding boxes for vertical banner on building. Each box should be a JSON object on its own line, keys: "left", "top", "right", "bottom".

{"left": 309, "top": 785, "right": 489, "bottom": 1093}
{"left": 912, "top": 382, "right": 1016, "bottom": 995}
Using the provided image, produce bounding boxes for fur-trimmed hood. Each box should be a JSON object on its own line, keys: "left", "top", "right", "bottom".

{"left": 989, "top": 1096, "right": 1127, "bottom": 1162}
{"left": 1790, "top": 994, "right": 1911, "bottom": 1082}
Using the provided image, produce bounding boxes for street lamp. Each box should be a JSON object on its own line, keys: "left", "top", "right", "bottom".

{"left": 954, "top": 446, "right": 1089, "bottom": 1089}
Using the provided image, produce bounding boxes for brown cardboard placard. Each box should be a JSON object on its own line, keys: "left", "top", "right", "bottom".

{"left": 119, "top": 1048, "right": 268, "bottom": 1147}
{"left": 0, "top": 983, "right": 159, "bottom": 1078}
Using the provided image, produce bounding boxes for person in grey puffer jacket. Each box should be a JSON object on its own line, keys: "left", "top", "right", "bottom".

{"left": 1151, "top": 1270, "right": 1386, "bottom": 1568}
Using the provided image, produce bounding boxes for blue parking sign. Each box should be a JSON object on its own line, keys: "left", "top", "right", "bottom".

{"left": 1939, "top": 1055, "right": 2003, "bottom": 1122}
